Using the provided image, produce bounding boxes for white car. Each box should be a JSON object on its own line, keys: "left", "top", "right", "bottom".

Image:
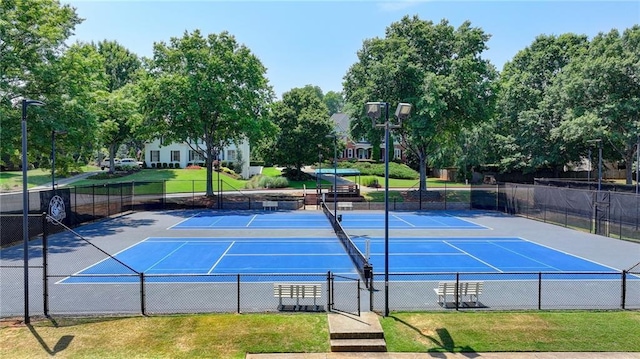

{"left": 118, "top": 158, "right": 143, "bottom": 169}
{"left": 100, "top": 158, "right": 120, "bottom": 170}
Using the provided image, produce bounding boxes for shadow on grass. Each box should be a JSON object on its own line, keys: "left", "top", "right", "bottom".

{"left": 389, "top": 315, "right": 479, "bottom": 356}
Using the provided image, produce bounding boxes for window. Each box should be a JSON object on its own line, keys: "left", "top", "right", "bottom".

{"left": 150, "top": 150, "right": 160, "bottom": 162}
{"left": 189, "top": 150, "right": 204, "bottom": 162}
{"left": 347, "top": 148, "right": 353, "bottom": 159}
{"left": 394, "top": 148, "right": 402, "bottom": 160}
{"left": 171, "top": 150, "right": 180, "bottom": 162}
{"left": 227, "top": 149, "right": 236, "bottom": 161}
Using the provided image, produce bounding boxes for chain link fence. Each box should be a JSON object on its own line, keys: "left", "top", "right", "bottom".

{"left": 471, "top": 183, "right": 640, "bottom": 242}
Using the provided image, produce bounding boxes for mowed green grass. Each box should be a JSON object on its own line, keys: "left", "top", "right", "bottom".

{"left": 1, "top": 311, "right": 638, "bottom": 358}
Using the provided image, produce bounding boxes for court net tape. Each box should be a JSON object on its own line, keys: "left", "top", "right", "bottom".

{"left": 322, "top": 202, "right": 371, "bottom": 280}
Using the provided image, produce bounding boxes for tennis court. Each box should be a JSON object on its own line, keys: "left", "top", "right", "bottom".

{"left": 60, "top": 233, "right": 624, "bottom": 284}
{"left": 169, "top": 210, "right": 486, "bottom": 230}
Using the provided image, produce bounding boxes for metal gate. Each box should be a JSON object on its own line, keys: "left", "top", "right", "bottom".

{"left": 329, "top": 273, "right": 361, "bottom": 316}
{"left": 594, "top": 192, "right": 610, "bottom": 236}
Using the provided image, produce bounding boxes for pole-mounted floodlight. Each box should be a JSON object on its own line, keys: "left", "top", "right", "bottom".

{"left": 21, "top": 98, "right": 45, "bottom": 325}
{"left": 365, "top": 100, "right": 411, "bottom": 317}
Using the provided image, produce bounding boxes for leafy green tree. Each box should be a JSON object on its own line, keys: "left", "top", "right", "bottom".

{"left": 0, "top": 0, "right": 81, "bottom": 168}
{"left": 266, "top": 85, "right": 334, "bottom": 177}
{"left": 96, "top": 40, "right": 142, "bottom": 92}
{"left": 94, "top": 85, "right": 143, "bottom": 172}
{"left": 93, "top": 41, "right": 143, "bottom": 172}
{"left": 549, "top": 26, "right": 640, "bottom": 184}
{"left": 492, "top": 33, "right": 588, "bottom": 175}
{"left": 139, "top": 30, "right": 274, "bottom": 195}
{"left": 324, "top": 91, "right": 344, "bottom": 115}
{"left": 343, "top": 16, "right": 496, "bottom": 191}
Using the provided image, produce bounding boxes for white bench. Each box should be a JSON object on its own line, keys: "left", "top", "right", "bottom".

{"left": 337, "top": 202, "right": 353, "bottom": 210}
{"left": 434, "top": 281, "right": 483, "bottom": 307}
{"left": 274, "top": 283, "right": 322, "bottom": 311}
{"left": 262, "top": 200, "right": 278, "bottom": 210}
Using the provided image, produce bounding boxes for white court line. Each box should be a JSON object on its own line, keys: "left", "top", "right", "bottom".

{"left": 517, "top": 237, "right": 624, "bottom": 272}
{"left": 443, "top": 240, "right": 503, "bottom": 272}
{"left": 145, "top": 242, "right": 189, "bottom": 272}
{"left": 166, "top": 212, "right": 202, "bottom": 230}
{"left": 442, "top": 212, "right": 493, "bottom": 230}
{"left": 392, "top": 214, "right": 415, "bottom": 227}
{"left": 208, "top": 241, "right": 235, "bottom": 274}
{"left": 489, "top": 241, "right": 561, "bottom": 272}
{"left": 245, "top": 214, "right": 258, "bottom": 227}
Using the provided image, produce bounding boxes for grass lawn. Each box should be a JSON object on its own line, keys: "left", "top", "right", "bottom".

{"left": 0, "top": 166, "right": 100, "bottom": 192}
{"left": 383, "top": 311, "right": 640, "bottom": 352}
{"left": 348, "top": 175, "right": 468, "bottom": 189}
{"left": 2, "top": 311, "right": 638, "bottom": 358}
{"left": 72, "top": 168, "right": 247, "bottom": 193}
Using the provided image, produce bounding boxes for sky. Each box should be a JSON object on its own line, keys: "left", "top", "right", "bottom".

{"left": 63, "top": 0, "right": 640, "bottom": 99}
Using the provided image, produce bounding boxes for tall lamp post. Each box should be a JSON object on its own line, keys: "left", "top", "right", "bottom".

{"left": 326, "top": 133, "right": 338, "bottom": 217}
{"left": 51, "top": 130, "right": 67, "bottom": 190}
{"left": 21, "top": 98, "right": 45, "bottom": 324}
{"left": 587, "top": 139, "right": 602, "bottom": 191}
{"left": 366, "top": 101, "right": 412, "bottom": 317}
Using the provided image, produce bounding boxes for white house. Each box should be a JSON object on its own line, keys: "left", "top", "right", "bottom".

{"left": 144, "top": 138, "right": 252, "bottom": 179}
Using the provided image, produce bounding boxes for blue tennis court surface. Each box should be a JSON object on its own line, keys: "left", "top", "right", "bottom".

{"left": 61, "top": 235, "right": 624, "bottom": 284}
{"left": 60, "top": 237, "right": 356, "bottom": 283}
{"left": 352, "top": 237, "right": 620, "bottom": 280}
{"left": 170, "top": 211, "right": 486, "bottom": 229}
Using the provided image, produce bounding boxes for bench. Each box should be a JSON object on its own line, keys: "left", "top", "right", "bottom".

{"left": 262, "top": 200, "right": 278, "bottom": 210}
{"left": 329, "top": 185, "right": 360, "bottom": 197}
{"left": 434, "top": 281, "right": 483, "bottom": 307}
{"left": 274, "top": 283, "right": 323, "bottom": 311}
{"left": 337, "top": 202, "right": 353, "bottom": 210}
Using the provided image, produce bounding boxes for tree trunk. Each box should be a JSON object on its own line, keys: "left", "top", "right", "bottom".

{"left": 419, "top": 152, "right": 428, "bottom": 192}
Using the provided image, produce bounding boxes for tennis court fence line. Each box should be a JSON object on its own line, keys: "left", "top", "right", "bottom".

{"left": 1, "top": 265, "right": 639, "bottom": 318}
{"left": 471, "top": 183, "right": 640, "bottom": 242}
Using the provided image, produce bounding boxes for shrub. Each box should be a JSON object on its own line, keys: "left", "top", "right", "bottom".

{"left": 162, "top": 163, "right": 168, "bottom": 169}
{"left": 151, "top": 163, "right": 156, "bottom": 169}
{"left": 174, "top": 163, "right": 181, "bottom": 169}
{"left": 245, "top": 175, "right": 289, "bottom": 189}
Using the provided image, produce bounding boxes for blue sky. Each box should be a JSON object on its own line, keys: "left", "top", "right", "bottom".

{"left": 64, "top": 1, "right": 639, "bottom": 99}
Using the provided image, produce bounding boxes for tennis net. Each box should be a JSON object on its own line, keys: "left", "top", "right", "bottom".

{"left": 322, "top": 202, "right": 371, "bottom": 281}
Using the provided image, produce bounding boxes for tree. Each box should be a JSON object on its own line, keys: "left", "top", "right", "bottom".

{"left": 96, "top": 40, "right": 142, "bottom": 92}
{"left": 266, "top": 85, "right": 334, "bottom": 177}
{"left": 343, "top": 16, "right": 496, "bottom": 191}
{"left": 324, "top": 91, "right": 344, "bottom": 116}
{"left": 93, "top": 41, "right": 143, "bottom": 172}
{"left": 550, "top": 26, "right": 640, "bottom": 184}
{"left": 139, "top": 30, "right": 274, "bottom": 196}
{"left": 492, "top": 33, "right": 588, "bottom": 174}
{"left": 0, "top": 0, "right": 81, "bottom": 168}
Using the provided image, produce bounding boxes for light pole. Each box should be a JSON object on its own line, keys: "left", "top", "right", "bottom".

{"left": 326, "top": 133, "right": 338, "bottom": 217}
{"left": 51, "top": 130, "right": 67, "bottom": 190}
{"left": 21, "top": 98, "right": 45, "bottom": 324}
{"left": 366, "top": 101, "right": 412, "bottom": 317}
{"left": 587, "top": 139, "right": 602, "bottom": 191}
{"left": 636, "top": 133, "right": 640, "bottom": 195}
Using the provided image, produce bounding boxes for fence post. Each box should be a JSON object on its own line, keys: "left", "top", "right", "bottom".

{"left": 621, "top": 270, "right": 627, "bottom": 310}
{"left": 42, "top": 212, "right": 49, "bottom": 317}
{"left": 370, "top": 273, "right": 374, "bottom": 312}
{"left": 357, "top": 279, "right": 361, "bottom": 317}
{"left": 327, "top": 271, "right": 332, "bottom": 312}
{"left": 237, "top": 274, "right": 241, "bottom": 314}
{"left": 538, "top": 272, "right": 542, "bottom": 310}
{"left": 455, "top": 273, "right": 459, "bottom": 311}
{"left": 140, "top": 272, "right": 146, "bottom": 316}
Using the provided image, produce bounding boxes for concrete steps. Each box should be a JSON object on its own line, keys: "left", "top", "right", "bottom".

{"left": 328, "top": 312, "right": 386, "bottom": 352}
